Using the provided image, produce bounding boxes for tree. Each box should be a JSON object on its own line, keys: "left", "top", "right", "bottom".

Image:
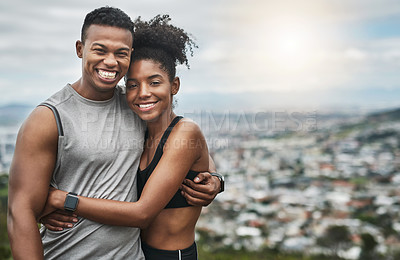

{"left": 317, "top": 225, "right": 352, "bottom": 259}
{"left": 358, "top": 233, "right": 379, "bottom": 260}
{"left": 0, "top": 174, "right": 12, "bottom": 259}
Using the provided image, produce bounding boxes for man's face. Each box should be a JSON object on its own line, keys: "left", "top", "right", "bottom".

{"left": 76, "top": 24, "right": 133, "bottom": 99}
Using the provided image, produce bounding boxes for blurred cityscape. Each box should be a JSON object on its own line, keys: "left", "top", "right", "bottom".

{"left": 1, "top": 105, "right": 400, "bottom": 259}
{"left": 190, "top": 108, "right": 400, "bottom": 259}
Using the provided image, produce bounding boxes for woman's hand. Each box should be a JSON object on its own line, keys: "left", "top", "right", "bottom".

{"left": 40, "top": 210, "right": 78, "bottom": 231}
{"left": 38, "top": 187, "right": 77, "bottom": 231}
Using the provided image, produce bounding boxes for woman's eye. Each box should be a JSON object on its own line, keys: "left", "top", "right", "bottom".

{"left": 150, "top": 81, "right": 160, "bottom": 86}
{"left": 126, "top": 84, "right": 138, "bottom": 90}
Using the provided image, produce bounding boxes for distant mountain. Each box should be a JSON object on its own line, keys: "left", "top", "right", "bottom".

{"left": 0, "top": 101, "right": 399, "bottom": 127}
{"left": 367, "top": 107, "right": 400, "bottom": 122}
{"left": 176, "top": 87, "right": 400, "bottom": 114}
{"left": 0, "top": 104, "right": 34, "bottom": 126}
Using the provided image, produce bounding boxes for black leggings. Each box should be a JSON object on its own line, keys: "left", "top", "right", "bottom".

{"left": 141, "top": 242, "right": 198, "bottom": 260}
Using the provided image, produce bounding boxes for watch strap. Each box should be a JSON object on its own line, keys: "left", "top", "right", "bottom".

{"left": 210, "top": 172, "right": 224, "bottom": 193}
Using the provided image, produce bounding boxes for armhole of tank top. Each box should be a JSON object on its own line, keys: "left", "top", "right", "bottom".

{"left": 38, "top": 102, "right": 64, "bottom": 136}
{"left": 159, "top": 116, "right": 183, "bottom": 147}
{"left": 140, "top": 116, "right": 183, "bottom": 173}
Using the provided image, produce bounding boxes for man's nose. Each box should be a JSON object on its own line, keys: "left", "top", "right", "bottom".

{"left": 104, "top": 54, "right": 118, "bottom": 67}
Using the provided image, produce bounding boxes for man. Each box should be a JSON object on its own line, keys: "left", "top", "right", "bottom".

{"left": 7, "top": 6, "right": 222, "bottom": 260}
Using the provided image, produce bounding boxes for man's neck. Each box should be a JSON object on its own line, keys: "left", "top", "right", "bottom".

{"left": 71, "top": 79, "right": 116, "bottom": 101}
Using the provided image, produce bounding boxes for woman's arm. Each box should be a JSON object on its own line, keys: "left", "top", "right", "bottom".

{"left": 45, "top": 120, "right": 209, "bottom": 229}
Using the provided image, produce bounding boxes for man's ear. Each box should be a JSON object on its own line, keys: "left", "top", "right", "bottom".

{"left": 76, "top": 40, "right": 83, "bottom": 58}
{"left": 171, "top": 77, "right": 180, "bottom": 95}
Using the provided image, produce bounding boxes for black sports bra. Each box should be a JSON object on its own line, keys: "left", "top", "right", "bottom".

{"left": 137, "top": 116, "right": 198, "bottom": 208}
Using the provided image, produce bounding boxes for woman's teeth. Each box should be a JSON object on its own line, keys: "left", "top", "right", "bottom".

{"left": 139, "top": 103, "right": 156, "bottom": 108}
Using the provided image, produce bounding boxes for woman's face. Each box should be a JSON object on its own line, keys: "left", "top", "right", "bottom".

{"left": 125, "top": 59, "right": 179, "bottom": 122}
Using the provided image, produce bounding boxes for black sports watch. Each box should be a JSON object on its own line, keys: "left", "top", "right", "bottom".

{"left": 211, "top": 172, "right": 225, "bottom": 193}
{"left": 64, "top": 192, "right": 79, "bottom": 212}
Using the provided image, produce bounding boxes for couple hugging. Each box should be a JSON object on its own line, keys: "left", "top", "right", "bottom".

{"left": 8, "top": 6, "right": 224, "bottom": 260}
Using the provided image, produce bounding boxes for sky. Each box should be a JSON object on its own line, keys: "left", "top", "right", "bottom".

{"left": 1, "top": 0, "right": 400, "bottom": 113}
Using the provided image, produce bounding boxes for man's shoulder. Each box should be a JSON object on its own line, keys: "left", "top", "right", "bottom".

{"left": 16, "top": 105, "right": 59, "bottom": 147}
{"left": 41, "top": 84, "right": 72, "bottom": 107}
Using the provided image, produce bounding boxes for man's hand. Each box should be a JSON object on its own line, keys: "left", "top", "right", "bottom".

{"left": 180, "top": 172, "right": 221, "bottom": 206}
{"left": 40, "top": 210, "right": 78, "bottom": 231}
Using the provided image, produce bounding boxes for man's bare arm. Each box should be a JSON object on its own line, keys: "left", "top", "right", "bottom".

{"left": 7, "top": 107, "right": 58, "bottom": 260}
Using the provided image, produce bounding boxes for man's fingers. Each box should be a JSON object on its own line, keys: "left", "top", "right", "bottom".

{"left": 184, "top": 195, "right": 210, "bottom": 207}
{"left": 181, "top": 180, "right": 215, "bottom": 207}
{"left": 181, "top": 171, "right": 220, "bottom": 206}
{"left": 182, "top": 179, "right": 213, "bottom": 194}
{"left": 181, "top": 183, "right": 210, "bottom": 199}
{"left": 181, "top": 190, "right": 212, "bottom": 206}
{"left": 192, "top": 172, "right": 210, "bottom": 183}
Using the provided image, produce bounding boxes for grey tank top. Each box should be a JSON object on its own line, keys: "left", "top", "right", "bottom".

{"left": 39, "top": 84, "right": 146, "bottom": 260}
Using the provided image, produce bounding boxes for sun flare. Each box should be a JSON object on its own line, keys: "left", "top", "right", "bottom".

{"left": 267, "top": 18, "right": 319, "bottom": 71}
{"left": 228, "top": 2, "right": 344, "bottom": 93}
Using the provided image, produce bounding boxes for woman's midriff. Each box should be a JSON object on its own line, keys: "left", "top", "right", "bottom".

{"left": 140, "top": 206, "right": 202, "bottom": 250}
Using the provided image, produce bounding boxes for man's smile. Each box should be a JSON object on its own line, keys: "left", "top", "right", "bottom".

{"left": 97, "top": 69, "right": 117, "bottom": 80}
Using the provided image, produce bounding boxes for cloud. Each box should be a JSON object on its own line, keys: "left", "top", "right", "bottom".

{"left": 1, "top": 0, "right": 400, "bottom": 110}
{"left": 345, "top": 48, "right": 368, "bottom": 61}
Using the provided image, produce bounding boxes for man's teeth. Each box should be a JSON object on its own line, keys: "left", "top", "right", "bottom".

{"left": 98, "top": 70, "right": 116, "bottom": 79}
{"left": 139, "top": 103, "right": 155, "bottom": 108}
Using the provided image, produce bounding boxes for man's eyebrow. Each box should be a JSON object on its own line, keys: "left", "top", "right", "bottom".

{"left": 116, "top": 47, "right": 131, "bottom": 52}
{"left": 91, "top": 43, "right": 130, "bottom": 52}
{"left": 92, "top": 43, "right": 106, "bottom": 48}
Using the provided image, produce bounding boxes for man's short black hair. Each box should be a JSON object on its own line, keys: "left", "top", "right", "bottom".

{"left": 81, "top": 6, "right": 134, "bottom": 44}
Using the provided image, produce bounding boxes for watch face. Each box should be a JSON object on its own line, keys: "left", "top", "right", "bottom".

{"left": 64, "top": 194, "right": 78, "bottom": 211}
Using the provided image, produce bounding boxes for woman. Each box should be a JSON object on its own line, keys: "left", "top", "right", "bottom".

{"left": 42, "top": 15, "right": 210, "bottom": 260}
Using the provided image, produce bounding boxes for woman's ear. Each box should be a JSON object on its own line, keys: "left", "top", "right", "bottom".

{"left": 76, "top": 40, "right": 83, "bottom": 58}
{"left": 171, "top": 77, "right": 180, "bottom": 95}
